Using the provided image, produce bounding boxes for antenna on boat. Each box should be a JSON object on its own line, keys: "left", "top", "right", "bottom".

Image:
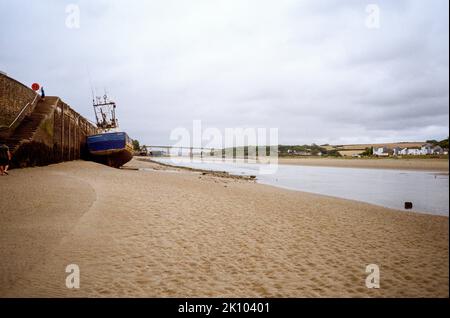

{"left": 86, "top": 67, "right": 102, "bottom": 126}
{"left": 86, "top": 66, "right": 96, "bottom": 104}
{"left": 91, "top": 88, "right": 118, "bottom": 132}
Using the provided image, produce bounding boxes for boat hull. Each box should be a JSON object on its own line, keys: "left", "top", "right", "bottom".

{"left": 87, "top": 132, "right": 133, "bottom": 168}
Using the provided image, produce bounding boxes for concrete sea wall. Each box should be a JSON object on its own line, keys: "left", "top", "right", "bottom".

{"left": 0, "top": 73, "right": 99, "bottom": 167}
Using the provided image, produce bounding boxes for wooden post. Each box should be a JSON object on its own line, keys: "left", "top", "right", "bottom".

{"left": 75, "top": 116, "right": 78, "bottom": 159}
{"left": 53, "top": 104, "right": 56, "bottom": 155}
{"left": 76, "top": 116, "right": 79, "bottom": 159}
{"left": 61, "top": 103, "right": 64, "bottom": 160}
{"left": 68, "top": 112, "right": 71, "bottom": 161}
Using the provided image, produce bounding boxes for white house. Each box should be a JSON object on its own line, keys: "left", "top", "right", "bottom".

{"left": 392, "top": 147, "right": 402, "bottom": 156}
{"left": 397, "top": 144, "right": 445, "bottom": 156}
{"left": 373, "top": 147, "right": 390, "bottom": 157}
{"left": 407, "top": 148, "right": 421, "bottom": 155}
{"left": 420, "top": 143, "right": 434, "bottom": 155}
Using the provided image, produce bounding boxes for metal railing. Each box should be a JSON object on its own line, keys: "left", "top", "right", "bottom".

{"left": 0, "top": 93, "right": 40, "bottom": 131}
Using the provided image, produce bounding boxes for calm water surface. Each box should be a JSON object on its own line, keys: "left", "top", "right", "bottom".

{"left": 153, "top": 157, "right": 449, "bottom": 216}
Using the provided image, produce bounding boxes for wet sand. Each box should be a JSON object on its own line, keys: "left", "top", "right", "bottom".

{"left": 0, "top": 159, "right": 448, "bottom": 297}
{"left": 278, "top": 157, "right": 449, "bottom": 172}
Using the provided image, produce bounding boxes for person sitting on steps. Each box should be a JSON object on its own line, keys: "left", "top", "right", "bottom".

{"left": 0, "top": 144, "right": 11, "bottom": 176}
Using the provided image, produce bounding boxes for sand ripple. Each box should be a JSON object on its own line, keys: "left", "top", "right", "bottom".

{"left": 0, "top": 160, "right": 448, "bottom": 297}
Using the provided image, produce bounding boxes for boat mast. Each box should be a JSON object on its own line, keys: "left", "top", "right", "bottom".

{"left": 92, "top": 93, "right": 118, "bottom": 132}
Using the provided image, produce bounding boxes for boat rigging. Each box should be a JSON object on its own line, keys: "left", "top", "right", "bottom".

{"left": 93, "top": 94, "right": 119, "bottom": 131}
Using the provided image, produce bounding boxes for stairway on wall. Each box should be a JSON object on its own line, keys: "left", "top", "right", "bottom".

{"left": 5, "top": 97, "right": 58, "bottom": 153}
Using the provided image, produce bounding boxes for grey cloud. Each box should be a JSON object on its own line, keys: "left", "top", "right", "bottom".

{"left": 0, "top": 0, "right": 448, "bottom": 146}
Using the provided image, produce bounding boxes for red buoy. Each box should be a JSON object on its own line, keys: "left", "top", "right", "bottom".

{"left": 31, "top": 83, "right": 40, "bottom": 91}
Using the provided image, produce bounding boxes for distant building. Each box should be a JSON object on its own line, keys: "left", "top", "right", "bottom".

{"left": 420, "top": 143, "right": 434, "bottom": 155}
{"left": 396, "top": 144, "right": 444, "bottom": 156}
{"left": 287, "top": 149, "right": 311, "bottom": 156}
{"left": 392, "top": 147, "right": 402, "bottom": 156}
{"left": 373, "top": 147, "right": 390, "bottom": 157}
{"left": 432, "top": 145, "right": 444, "bottom": 155}
{"left": 407, "top": 148, "right": 421, "bottom": 155}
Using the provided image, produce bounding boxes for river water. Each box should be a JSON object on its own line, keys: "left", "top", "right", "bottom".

{"left": 153, "top": 157, "right": 449, "bottom": 216}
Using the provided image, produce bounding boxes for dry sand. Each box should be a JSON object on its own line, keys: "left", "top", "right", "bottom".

{"left": 278, "top": 157, "right": 449, "bottom": 172}
{"left": 0, "top": 159, "right": 448, "bottom": 297}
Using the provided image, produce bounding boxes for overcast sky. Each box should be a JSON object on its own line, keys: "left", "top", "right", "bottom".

{"left": 1, "top": 0, "right": 448, "bottom": 146}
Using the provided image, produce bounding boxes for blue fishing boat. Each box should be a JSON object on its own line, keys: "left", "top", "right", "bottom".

{"left": 87, "top": 132, "right": 133, "bottom": 167}
{"left": 86, "top": 94, "right": 133, "bottom": 168}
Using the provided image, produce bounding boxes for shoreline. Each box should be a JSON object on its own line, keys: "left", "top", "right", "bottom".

{"left": 277, "top": 157, "right": 449, "bottom": 172}
{"left": 139, "top": 156, "right": 449, "bottom": 172}
{"left": 135, "top": 157, "right": 257, "bottom": 181}
{"left": 1, "top": 159, "right": 448, "bottom": 297}
{"left": 143, "top": 157, "right": 449, "bottom": 216}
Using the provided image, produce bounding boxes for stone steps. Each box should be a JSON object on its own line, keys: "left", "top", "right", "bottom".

{"left": 4, "top": 98, "right": 57, "bottom": 152}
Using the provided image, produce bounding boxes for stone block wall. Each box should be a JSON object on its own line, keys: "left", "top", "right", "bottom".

{"left": 0, "top": 73, "right": 39, "bottom": 132}
{"left": 0, "top": 74, "right": 100, "bottom": 168}
{"left": 11, "top": 98, "right": 99, "bottom": 168}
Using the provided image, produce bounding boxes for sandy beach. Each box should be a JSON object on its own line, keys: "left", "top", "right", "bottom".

{"left": 277, "top": 157, "right": 449, "bottom": 172}
{"left": 0, "top": 159, "right": 448, "bottom": 297}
